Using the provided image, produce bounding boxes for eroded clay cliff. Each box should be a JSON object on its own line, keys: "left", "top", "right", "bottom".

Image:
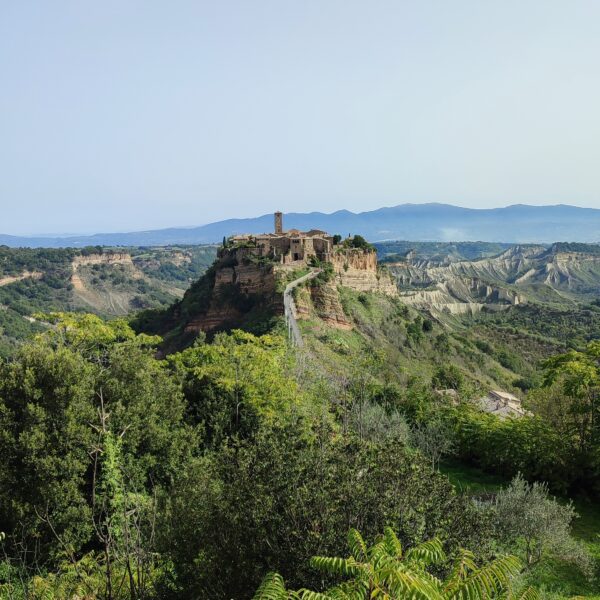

{"left": 331, "top": 249, "right": 398, "bottom": 296}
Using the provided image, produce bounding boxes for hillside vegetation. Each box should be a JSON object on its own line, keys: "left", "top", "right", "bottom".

{"left": 2, "top": 241, "right": 600, "bottom": 597}
{"left": 0, "top": 245, "right": 217, "bottom": 356}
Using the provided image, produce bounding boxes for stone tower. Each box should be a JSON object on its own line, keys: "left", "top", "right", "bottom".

{"left": 274, "top": 211, "right": 283, "bottom": 234}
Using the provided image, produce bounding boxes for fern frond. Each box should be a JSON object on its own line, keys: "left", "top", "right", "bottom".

{"left": 404, "top": 537, "right": 446, "bottom": 567}
{"left": 373, "top": 563, "right": 444, "bottom": 600}
{"left": 347, "top": 528, "right": 368, "bottom": 561}
{"left": 297, "top": 591, "right": 339, "bottom": 600}
{"left": 369, "top": 541, "right": 396, "bottom": 570}
{"left": 253, "top": 572, "right": 289, "bottom": 600}
{"left": 310, "top": 556, "right": 362, "bottom": 577}
{"left": 446, "top": 555, "right": 522, "bottom": 600}
{"left": 510, "top": 586, "right": 541, "bottom": 600}
{"left": 444, "top": 548, "right": 479, "bottom": 594}
{"left": 382, "top": 526, "right": 403, "bottom": 558}
{"left": 327, "top": 579, "right": 370, "bottom": 600}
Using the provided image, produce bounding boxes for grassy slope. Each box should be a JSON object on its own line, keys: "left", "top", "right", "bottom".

{"left": 296, "top": 281, "right": 600, "bottom": 598}
{"left": 297, "top": 284, "right": 525, "bottom": 395}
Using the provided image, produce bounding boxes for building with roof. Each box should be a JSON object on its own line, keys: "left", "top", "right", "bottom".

{"left": 477, "top": 389, "right": 530, "bottom": 418}
{"left": 228, "top": 212, "right": 335, "bottom": 264}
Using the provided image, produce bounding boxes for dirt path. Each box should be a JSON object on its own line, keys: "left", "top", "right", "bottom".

{"left": 283, "top": 269, "right": 321, "bottom": 347}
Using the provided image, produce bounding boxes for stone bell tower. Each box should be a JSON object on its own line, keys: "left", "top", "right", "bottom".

{"left": 274, "top": 211, "right": 283, "bottom": 234}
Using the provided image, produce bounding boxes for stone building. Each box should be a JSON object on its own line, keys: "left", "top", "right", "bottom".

{"left": 229, "top": 212, "right": 335, "bottom": 264}
{"left": 477, "top": 390, "right": 530, "bottom": 418}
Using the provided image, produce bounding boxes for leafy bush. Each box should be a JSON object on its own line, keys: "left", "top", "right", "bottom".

{"left": 432, "top": 364, "right": 464, "bottom": 391}
{"left": 164, "top": 429, "right": 491, "bottom": 598}
{"left": 342, "top": 235, "right": 374, "bottom": 251}
{"left": 447, "top": 406, "right": 574, "bottom": 494}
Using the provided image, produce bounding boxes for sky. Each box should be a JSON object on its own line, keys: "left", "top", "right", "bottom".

{"left": 2, "top": 1, "right": 600, "bottom": 235}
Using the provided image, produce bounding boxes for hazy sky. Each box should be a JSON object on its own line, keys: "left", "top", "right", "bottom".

{"left": 2, "top": 1, "right": 600, "bottom": 235}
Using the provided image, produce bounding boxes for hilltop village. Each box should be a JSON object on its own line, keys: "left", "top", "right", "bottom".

{"left": 181, "top": 212, "right": 398, "bottom": 335}
{"left": 223, "top": 211, "right": 397, "bottom": 291}
{"left": 228, "top": 211, "right": 335, "bottom": 264}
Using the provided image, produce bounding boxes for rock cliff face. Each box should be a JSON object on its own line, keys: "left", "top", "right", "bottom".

{"left": 180, "top": 244, "right": 397, "bottom": 335}
{"left": 71, "top": 252, "right": 139, "bottom": 289}
{"left": 71, "top": 253, "right": 135, "bottom": 269}
{"left": 0, "top": 271, "right": 43, "bottom": 287}
{"left": 184, "top": 251, "right": 279, "bottom": 334}
{"left": 287, "top": 249, "right": 398, "bottom": 330}
{"left": 294, "top": 281, "right": 352, "bottom": 329}
{"left": 185, "top": 305, "right": 246, "bottom": 334}
{"left": 331, "top": 249, "right": 398, "bottom": 296}
{"left": 399, "top": 280, "right": 521, "bottom": 316}
{"left": 70, "top": 252, "right": 143, "bottom": 313}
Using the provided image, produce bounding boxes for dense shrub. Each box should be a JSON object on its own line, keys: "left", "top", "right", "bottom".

{"left": 163, "top": 428, "right": 492, "bottom": 599}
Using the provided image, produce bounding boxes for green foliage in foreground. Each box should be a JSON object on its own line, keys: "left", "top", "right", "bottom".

{"left": 441, "top": 462, "right": 600, "bottom": 600}
{"left": 254, "top": 527, "right": 536, "bottom": 600}
{"left": 492, "top": 475, "right": 589, "bottom": 572}
{"left": 4, "top": 306, "right": 600, "bottom": 598}
{"left": 164, "top": 428, "right": 491, "bottom": 598}
{"left": 170, "top": 329, "right": 318, "bottom": 445}
{"left": 0, "top": 314, "right": 193, "bottom": 568}
{"left": 0, "top": 314, "right": 495, "bottom": 598}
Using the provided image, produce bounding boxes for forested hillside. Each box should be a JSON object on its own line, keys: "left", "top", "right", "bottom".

{"left": 2, "top": 242, "right": 600, "bottom": 598}
{"left": 0, "top": 245, "right": 217, "bottom": 357}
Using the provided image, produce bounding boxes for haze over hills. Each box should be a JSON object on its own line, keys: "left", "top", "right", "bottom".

{"left": 3, "top": 203, "right": 600, "bottom": 247}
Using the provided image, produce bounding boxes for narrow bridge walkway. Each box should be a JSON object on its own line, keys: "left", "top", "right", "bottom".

{"left": 283, "top": 269, "right": 322, "bottom": 347}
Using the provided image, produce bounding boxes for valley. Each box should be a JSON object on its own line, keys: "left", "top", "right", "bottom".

{"left": 3, "top": 233, "right": 600, "bottom": 599}
{"left": 6, "top": 5, "right": 600, "bottom": 597}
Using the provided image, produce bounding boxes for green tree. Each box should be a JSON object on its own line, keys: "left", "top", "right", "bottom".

{"left": 349, "top": 401, "right": 410, "bottom": 443}
{"left": 342, "top": 235, "right": 374, "bottom": 250}
{"left": 406, "top": 317, "right": 424, "bottom": 345}
{"left": 344, "top": 351, "right": 384, "bottom": 439}
{"left": 432, "top": 364, "right": 464, "bottom": 391}
{"left": 447, "top": 406, "right": 573, "bottom": 494}
{"left": 492, "top": 474, "right": 590, "bottom": 572}
{"left": 543, "top": 341, "right": 600, "bottom": 453}
{"left": 170, "top": 330, "right": 322, "bottom": 447}
{"left": 411, "top": 418, "right": 456, "bottom": 471}
{"left": 0, "top": 313, "right": 192, "bottom": 569}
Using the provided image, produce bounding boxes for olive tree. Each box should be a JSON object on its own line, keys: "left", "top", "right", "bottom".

{"left": 492, "top": 474, "right": 591, "bottom": 573}
{"left": 411, "top": 418, "right": 456, "bottom": 471}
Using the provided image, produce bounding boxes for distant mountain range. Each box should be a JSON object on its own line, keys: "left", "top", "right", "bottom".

{"left": 3, "top": 203, "right": 600, "bottom": 247}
